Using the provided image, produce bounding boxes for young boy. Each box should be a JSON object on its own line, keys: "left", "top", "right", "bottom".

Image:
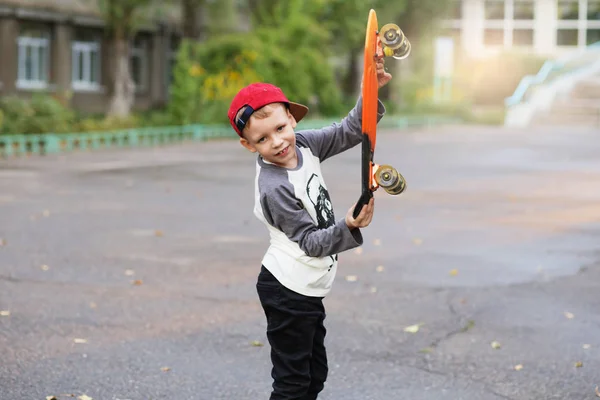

{"left": 227, "top": 57, "right": 391, "bottom": 400}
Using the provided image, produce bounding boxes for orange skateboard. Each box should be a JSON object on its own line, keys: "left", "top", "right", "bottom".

{"left": 353, "top": 9, "right": 410, "bottom": 218}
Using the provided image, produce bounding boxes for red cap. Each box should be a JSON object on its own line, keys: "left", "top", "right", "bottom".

{"left": 227, "top": 83, "right": 309, "bottom": 137}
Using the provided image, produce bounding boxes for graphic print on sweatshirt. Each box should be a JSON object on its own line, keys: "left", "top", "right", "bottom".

{"left": 306, "top": 173, "right": 335, "bottom": 229}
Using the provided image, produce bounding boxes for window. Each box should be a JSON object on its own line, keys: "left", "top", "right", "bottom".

{"left": 513, "top": 28, "right": 534, "bottom": 46}
{"left": 484, "top": 0, "right": 505, "bottom": 20}
{"left": 72, "top": 41, "right": 100, "bottom": 90}
{"left": 589, "top": 2, "right": 600, "bottom": 20}
{"left": 513, "top": 1, "right": 534, "bottom": 20}
{"left": 484, "top": 29, "right": 504, "bottom": 46}
{"left": 557, "top": 29, "right": 579, "bottom": 45}
{"left": 557, "top": 1, "right": 578, "bottom": 20}
{"left": 17, "top": 28, "right": 50, "bottom": 89}
{"left": 587, "top": 29, "right": 600, "bottom": 45}
{"left": 130, "top": 36, "right": 149, "bottom": 91}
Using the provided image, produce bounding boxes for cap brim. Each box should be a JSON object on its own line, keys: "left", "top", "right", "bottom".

{"left": 289, "top": 102, "right": 309, "bottom": 124}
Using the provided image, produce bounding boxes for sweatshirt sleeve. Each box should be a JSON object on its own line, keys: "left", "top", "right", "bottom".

{"left": 295, "top": 97, "right": 386, "bottom": 162}
{"left": 260, "top": 185, "right": 363, "bottom": 258}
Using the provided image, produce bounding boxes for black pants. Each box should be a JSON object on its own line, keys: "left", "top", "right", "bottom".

{"left": 256, "top": 266, "right": 328, "bottom": 400}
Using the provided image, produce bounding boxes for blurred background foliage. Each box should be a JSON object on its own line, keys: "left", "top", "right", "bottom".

{"left": 0, "top": 0, "right": 544, "bottom": 134}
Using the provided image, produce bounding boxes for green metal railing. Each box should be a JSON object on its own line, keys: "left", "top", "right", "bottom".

{"left": 0, "top": 115, "right": 460, "bottom": 158}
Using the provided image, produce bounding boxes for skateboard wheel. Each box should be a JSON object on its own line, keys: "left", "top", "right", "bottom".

{"left": 392, "top": 40, "right": 411, "bottom": 60}
{"left": 380, "top": 23, "right": 411, "bottom": 60}
{"left": 375, "top": 165, "right": 406, "bottom": 195}
{"left": 380, "top": 24, "right": 403, "bottom": 48}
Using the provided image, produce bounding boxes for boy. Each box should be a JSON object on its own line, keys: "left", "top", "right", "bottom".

{"left": 227, "top": 57, "right": 391, "bottom": 399}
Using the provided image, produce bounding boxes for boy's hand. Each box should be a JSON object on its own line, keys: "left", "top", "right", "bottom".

{"left": 376, "top": 55, "right": 392, "bottom": 88}
{"left": 345, "top": 198, "right": 375, "bottom": 229}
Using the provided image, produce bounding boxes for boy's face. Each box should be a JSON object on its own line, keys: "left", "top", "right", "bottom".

{"left": 239, "top": 105, "right": 298, "bottom": 169}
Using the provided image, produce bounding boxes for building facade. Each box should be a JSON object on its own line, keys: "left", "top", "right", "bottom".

{"left": 0, "top": 1, "right": 180, "bottom": 114}
{"left": 444, "top": 0, "right": 600, "bottom": 58}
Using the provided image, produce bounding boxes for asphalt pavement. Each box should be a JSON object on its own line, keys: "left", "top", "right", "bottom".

{"left": 1, "top": 124, "right": 600, "bottom": 400}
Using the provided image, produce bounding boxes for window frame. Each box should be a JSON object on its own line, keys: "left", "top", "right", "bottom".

{"left": 16, "top": 32, "right": 50, "bottom": 90}
{"left": 130, "top": 36, "right": 149, "bottom": 92}
{"left": 71, "top": 40, "right": 101, "bottom": 91}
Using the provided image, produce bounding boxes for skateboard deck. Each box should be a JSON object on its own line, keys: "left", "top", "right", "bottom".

{"left": 352, "top": 9, "right": 408, "bottom": 218}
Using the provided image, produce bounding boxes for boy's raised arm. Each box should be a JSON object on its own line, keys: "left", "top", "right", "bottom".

{"left": 296, "top": 98, "right": 385, "bottom": 162}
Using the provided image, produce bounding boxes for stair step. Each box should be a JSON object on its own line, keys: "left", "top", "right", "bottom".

{"left": 571, "top": 77, "right": 600, "bottom": 98}
{"left": 532, "top": 112, "right": 600, "bottom": 126}
{"left": 551, "top": 98, "right": 600, "bottom": 113}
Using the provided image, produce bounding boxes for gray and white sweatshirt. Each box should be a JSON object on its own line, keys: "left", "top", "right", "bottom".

{"left": 254, "top": 98, "right": 385, "bottom": 297}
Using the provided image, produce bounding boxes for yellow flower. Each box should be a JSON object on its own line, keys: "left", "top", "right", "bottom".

{"left": 188, "top": 64, "right": 205, "bottom": 77}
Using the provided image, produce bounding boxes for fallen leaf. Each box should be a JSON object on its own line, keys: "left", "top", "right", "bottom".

{"left": 42, "top": 209, "right": 50, "bottom": 217}
{"left": 161, "top": 367, "right": 171, "bottom": 372}
{"left": 354, "top": 247, "right": 363, "bottom": 255}
{"left": 595, "top": 386, "right": 600, "bottom": 397}
{"left": 251, "top": 340, "right": 264, "bottom": 347}
{"left": 491, "top": 341, "right": 501, "bottom": 349}
{"left": 395, "top": 215, "right": 402, "bottom": 221}
{"left": 412, "top": 238, "right": 423, "bottom": 245}
{"left": 370, "top": 287, "right": 378, "bottom": 293}
{"left": 514, "top": 364, "right": 523, "bottom": 371}
{"left": 73, "top": 338, "right": 88, "bottom": 344}
{"left": 78, "top": 395, "right": 93, "bottom": 400}
{"left": 373, "top": 238, "right": 382, "bottom": 246}
{"left": 460, "top": 298, "right": 468, "bottom": 304}
{"left": 132, "top": 279, "right": 143, "bottom": 286}
{"left": 124, "top": 269, "right": 135, "bottom": 276}
{"left": 89, "top": 302, "right": 97, "bottom": 309}
{"left": 461, "top": 320, "right": 476, "bottom": 332}
{"left": 46, "top": 396, "right": 58, "bottom": 400}
{"left": 155, "top": 230, "right": 163, "bottom": 237}
{"left": 419, "top": 347, "right": 433, "bottom": 354}
{"left": 583, "top": 344, "right": 591, "bottom": 350}
{"left": 376, "top": 265, "right": 385, "bottom": 272}
{"left": 574, "top": 361, "right": 583, "bottom": 368}
{"left": 404, "top": 323, "right": 423, "bottom": 333}
{"left": 449, "top": 269, "right": 458, "bottom": 276}
{"left": 564, "top": 311, "right": 575, "bottom": 319}
{"left": 345, "top": 275, "right": 358, "bottom": 282}
{"left": 0, "top": 238, "right": 5, "bottom": 246}
{"left": 41, "top": 264, "right": 50, "bottom": 271}
{"left": 0, "top": 310, "right": 10, "bottom": 317}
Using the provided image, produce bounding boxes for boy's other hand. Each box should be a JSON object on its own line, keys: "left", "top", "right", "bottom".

{"left": 346, "top": 198, "right": 375, "bottom": 230}
{"left": 376, "top": 56, "right": 392, "bottom": 88}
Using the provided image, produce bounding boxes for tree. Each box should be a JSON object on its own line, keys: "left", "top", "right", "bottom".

{"left": 182, "top": 0, "right": 205, "bottom": 39}
{"left": 320, "top": 0, "right": 454, "bottom": 100}
{"left": 98, "top": 0, "right": 157, "bottom": 118}
{"left": 205, "top": 0, "right": 238, "bottom": 36}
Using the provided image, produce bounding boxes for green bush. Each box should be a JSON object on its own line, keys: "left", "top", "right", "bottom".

{"left": 169, "top": 0, "right": 343, "bottom": 125}
{"left": 0, "top": 95, "right": 74, "bottom": 134}
{"left": 74, "top": 115, "right": 140, "bottom": 132}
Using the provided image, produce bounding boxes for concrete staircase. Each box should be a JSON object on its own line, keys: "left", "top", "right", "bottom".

{"left": 530, "top": 76, "right": 600, "bottom": 127}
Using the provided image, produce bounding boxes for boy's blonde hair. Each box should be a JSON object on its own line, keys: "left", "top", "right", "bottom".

{"left": 235, "top": 103, "right": 288, "bottom": 135}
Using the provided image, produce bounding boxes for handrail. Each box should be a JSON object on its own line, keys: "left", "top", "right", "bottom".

{"left": 0, "top": 115, "right": 461, "bottom": 158}
{"left": 505, "top": 41, "right": 600, "bottom": 107}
